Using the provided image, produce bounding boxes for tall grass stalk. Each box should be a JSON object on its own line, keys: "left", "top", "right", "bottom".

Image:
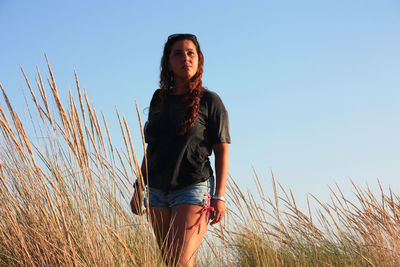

{"left": 219, "top": 173, "right": 400, "bottom": 266}
{"left": 0, "top": 58, "right": 160, "bottom": 266}
{"left": 1, "top": 60, "right": 399, "bottom": 266}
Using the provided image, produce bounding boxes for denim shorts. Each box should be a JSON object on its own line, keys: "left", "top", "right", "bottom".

{"left": 146, "top": 176, "right": 215, "bottom": 208}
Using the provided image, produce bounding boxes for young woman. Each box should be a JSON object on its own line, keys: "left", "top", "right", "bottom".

{"left": 131, "top": 33, "right": 230, "bottom": 267}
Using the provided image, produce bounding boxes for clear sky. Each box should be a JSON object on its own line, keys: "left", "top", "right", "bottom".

{"left": 1, "top": 0, "right": 399, "bottom": 209}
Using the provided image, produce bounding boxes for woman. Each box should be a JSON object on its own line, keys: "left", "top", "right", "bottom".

{"left": 131, "top": 33, "right": 230, "bottom": 267}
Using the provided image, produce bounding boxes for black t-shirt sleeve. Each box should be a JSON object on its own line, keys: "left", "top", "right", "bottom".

{"left": 144, "top": 89, "right": 161, "bottom": 143}
{"left": 208, "top": 92, "right": 231, "bottom": 144}
{"left": 144, "top": 122, "right": 150, "bottom": 143}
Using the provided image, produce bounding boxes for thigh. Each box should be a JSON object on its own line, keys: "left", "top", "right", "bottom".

{"left": 147, "top": 206, "right": 172, "bottom": 249}
{"left": 146, "top": 187, "right": 172, "bottom": 248}
{"left": 169, "top": 204, "right": 209, "bottom": 266}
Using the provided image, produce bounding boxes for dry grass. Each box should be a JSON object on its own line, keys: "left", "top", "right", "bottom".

{"left": 0, "top": 58, "right": 160, "bottom": 266}
{"left": 1, "top": 60, "right": 399, "bottom": 266}
{"left": 217, "top": 172, "right": 400, "bottom": 266}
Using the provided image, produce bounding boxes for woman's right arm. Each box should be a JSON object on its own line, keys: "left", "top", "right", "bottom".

{"left": 130, "top": 147, "right": 149, "bottom": 215}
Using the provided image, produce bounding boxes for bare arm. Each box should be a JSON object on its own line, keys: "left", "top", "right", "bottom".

{"left": 210, "top": 142, "right": 229, "bottom": 225}
{"left": 130, "top": 147, "right": 149, "bottom": 215}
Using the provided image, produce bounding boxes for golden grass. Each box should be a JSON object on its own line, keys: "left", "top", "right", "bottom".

{"left": 217, "top": 172, "right": 400, "bottom": 266}
{"left": 1, "top": 60, "right": 399, "bottom": 266}
{"left": 0, "top": 59, "right": 160, "bottom": 266}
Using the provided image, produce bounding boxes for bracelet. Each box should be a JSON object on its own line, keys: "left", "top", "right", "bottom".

{"left": 212, "top": 195, "right": 226, "bottom": 202}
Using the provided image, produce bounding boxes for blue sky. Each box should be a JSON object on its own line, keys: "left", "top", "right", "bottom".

{"left": 1, "top": 0, "right": 399, "bottom": 209}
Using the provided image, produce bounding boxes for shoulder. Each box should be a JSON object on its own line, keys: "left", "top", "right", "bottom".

{"left": 148, "top": 89, "right": 162, "bottom": 113}
{"left": 152, "top": 89, "right": 161, "bottom": 98}
{"left": 150, "top": 89, "right": 161, "bottom": 103}
{"left": 202, "top": 88, "right": 224, "bottom": 105}
{"left": 201, "top": 88, "right": 228, "bottom": 118}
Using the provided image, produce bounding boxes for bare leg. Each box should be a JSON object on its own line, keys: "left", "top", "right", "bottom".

{"left": 169, "top": 204, "right": 209, "bottom": 267}
{"left": 147, "top": 206, "right": 172, "bottom": 264}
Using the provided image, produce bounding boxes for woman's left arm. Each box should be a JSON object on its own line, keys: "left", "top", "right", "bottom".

{"left": 210, "top": 142, "right": 229, "bottom": 225}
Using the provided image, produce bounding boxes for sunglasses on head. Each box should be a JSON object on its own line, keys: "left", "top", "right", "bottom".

{"left": 168, "top": 33, "right": 197, "bottom": 42}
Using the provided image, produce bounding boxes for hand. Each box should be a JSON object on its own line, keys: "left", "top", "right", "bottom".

{"left": 130, "top": 183, "right": 144, "bottom": 216}
{"left": 210, "top": 199, "right": 226, "bottom": 225}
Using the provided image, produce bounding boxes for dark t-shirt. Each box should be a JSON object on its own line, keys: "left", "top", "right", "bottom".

{"left": 144, "top": 88, "right": 231, "bottom": 192}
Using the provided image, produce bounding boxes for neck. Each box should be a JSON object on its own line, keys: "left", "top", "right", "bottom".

{"left": 172, "top": 79, "right": 189, "bottom": 95}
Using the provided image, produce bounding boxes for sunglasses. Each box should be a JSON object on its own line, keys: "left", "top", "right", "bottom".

{"left": 168, "top": 33, "right": 197, "bottom": 42}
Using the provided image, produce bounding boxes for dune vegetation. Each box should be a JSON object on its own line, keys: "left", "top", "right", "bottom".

{"left": 0, "top": 60, "right": 399, "bottom": 266}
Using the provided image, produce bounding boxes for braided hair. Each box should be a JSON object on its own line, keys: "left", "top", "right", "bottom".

{"left": 159, "top": 34, "right": 204, "bottom": 135}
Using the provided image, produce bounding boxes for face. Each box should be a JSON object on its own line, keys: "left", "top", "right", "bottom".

{"left": 168, "top": 39, "right": 199, "bottom": 81}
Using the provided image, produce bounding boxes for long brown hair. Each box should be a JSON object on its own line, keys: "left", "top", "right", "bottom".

{"left": 159, "top": 34, "right": 204, "bottom": 135}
